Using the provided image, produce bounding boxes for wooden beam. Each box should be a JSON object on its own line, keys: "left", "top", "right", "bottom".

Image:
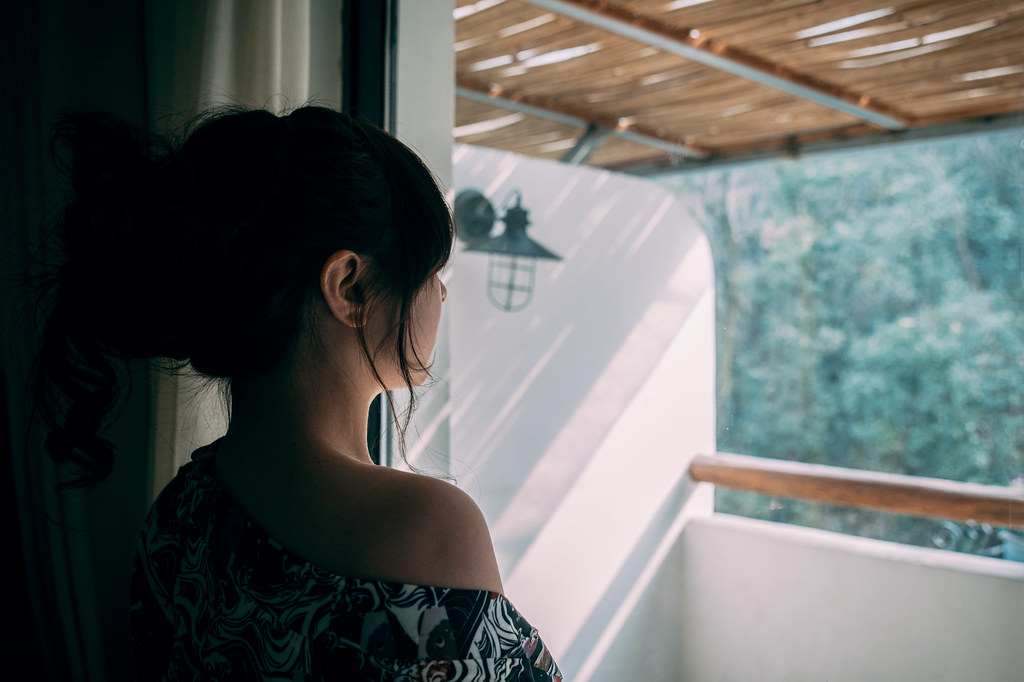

{"left": 522, "top": 0, "right": 910, "bottom": 130}
{"left": 689, "top": 453, "right": 1024, "bottom": 529}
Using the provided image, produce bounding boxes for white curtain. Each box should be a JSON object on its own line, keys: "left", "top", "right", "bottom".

{"left": 147, "top": 0, "right": 340, "bottom": 125}
{"left": 200, "top": 0, "right": 312, "bottom": 111}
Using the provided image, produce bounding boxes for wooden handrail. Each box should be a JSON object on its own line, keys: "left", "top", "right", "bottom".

{"left": 689, "top": 453, "right": 1024, "bottom": 529}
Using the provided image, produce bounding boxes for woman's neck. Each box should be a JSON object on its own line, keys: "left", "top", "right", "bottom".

{"left": 221, "top": 359, "right": 378, "bottom": 467}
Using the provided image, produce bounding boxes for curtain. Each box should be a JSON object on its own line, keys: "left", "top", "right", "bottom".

{"left": 201, "top": 0, "right": 313, "bottom": 111}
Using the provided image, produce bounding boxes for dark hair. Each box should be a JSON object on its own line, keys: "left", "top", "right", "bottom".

{"left": 37, "top": 106, "right": 454, "bottom": 486}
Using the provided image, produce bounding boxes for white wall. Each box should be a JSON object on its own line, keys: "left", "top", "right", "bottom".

{"left": 667, "top": 514, "right": 1024, "bottom": 682}
{"left": 449, "top": 145, "right": 716, "bottom": 672}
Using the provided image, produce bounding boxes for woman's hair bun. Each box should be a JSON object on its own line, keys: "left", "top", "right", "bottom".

{"left": 38, "top": 112, "right": 201, "bottom": 486}
{"left": 54, "top": 111, "right": 148, "bottom": 198}
{"left": 51, "top": 111, "right": 199, "bottom": 361}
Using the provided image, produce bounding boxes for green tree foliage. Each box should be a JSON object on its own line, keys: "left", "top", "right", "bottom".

{"left": 661, "top": 131, "right": 1024, "bottom": 550}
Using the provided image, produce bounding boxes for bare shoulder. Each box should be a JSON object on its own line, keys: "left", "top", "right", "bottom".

{"left": 215, "top": 442, "right": 503, "bottom": 592}
{"left": 350, "top": 466, "right": 504, "bottom": 593}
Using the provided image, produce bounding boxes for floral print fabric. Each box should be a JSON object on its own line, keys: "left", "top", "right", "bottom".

{"left": 130, "top": 444, "right": 562, "bottom": 681}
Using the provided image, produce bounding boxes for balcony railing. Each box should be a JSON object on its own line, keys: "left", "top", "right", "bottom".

{"left": 689, "top": 452, "right": 1024, "bottom": 529}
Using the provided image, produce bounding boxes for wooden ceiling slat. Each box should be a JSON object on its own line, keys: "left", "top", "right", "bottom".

{"left": 905, "top": 94, "right": 1024, "bottom": 118}
{"left": 642, "top": 115, "right": 858, "bottom": 148}
{"left": 456, "top": 81, "right": 711, "bottom": 154}
{"left": 456, "top": 1, "right": 541, "bottom": 36}
{"left": 776, "top": 23, "right": 1018, "bottom": 69}
{"left": 492, "top": 50, "right": 697, "bottom": 97}
{"left": 455, "top": 108, "right": 584, "bottom": 160}
{"left": 821, "top": 73, "right": 1023, "bottom": 102}
{"left": 461, "top": 30, "right": 613, "bottom": 71}
{"left": 577, "top": 91, "right": 847, "bottom": 130}
{"left": 663, "top": 0, "right": 977, "bottom": 47}
{"left": 455, "top": 8, "right": 561, "bottom": 40}
{"left": 634, "top": 0, "right": 829, "bottom": 30}
{"left": 788, "top": 23, "right": 1024, "bottom": 71}
{"left": 819, "top": 35, "right": 1024, "bottom": 90}
{"left": 655, "top": 0, "right": 902, "bottom": 39}
{"left": 872, "top": 76, "right": 1024, "bottom": 103}
{"left": 911, "top": 98, "right": 1024, "bottom": 125}
{"left": 558, "top": 75, "right": 858, "bottom": 118}
{"left": 459, "top": 23, "right": 610, "bottom": 64}
{"left": 637, "top": 0, "right": 923, "bottom": 35}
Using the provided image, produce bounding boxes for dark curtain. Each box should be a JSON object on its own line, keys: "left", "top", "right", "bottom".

{"left": 1, "top": 2, "right": 156, "bottom": 680}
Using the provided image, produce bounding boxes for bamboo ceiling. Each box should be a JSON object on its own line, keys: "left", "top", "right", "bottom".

{"left": 454, "top": 0, "right": 1024, "bottom": 172}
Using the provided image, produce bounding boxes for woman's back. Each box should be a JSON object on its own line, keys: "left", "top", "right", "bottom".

{"left": 133, "top": 442, "right": 561, "bottom": 680}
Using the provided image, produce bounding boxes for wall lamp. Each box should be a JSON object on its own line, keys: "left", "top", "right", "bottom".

{"left": 454, "top": 188, "right": 562, "bottom": 312}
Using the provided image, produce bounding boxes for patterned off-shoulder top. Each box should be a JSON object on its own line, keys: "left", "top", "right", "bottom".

{"left": 130, "top": 443, "right": 562, "bottom": 681}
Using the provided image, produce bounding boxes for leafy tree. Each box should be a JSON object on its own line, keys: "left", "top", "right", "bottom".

{"left": 660, "top": 130, "right": 1024, "bottom": 551}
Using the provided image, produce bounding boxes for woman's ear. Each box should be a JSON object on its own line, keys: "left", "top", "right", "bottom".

{"left": 320, "top": 250, "right": 366, "bottom": 327}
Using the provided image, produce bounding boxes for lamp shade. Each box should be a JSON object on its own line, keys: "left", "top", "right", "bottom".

{"left": 453, "top": 189, "right": 497, "bottom": 245}
{"left": 463, "top": 195, "right": 562, "bottom": 260}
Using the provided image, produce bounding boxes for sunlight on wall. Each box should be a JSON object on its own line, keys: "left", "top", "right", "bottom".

{"left": 450, "top": 145, "right": 716, "bottom": 674}
{"left": 506, "top": 289, "right": 714, "bottom": 655}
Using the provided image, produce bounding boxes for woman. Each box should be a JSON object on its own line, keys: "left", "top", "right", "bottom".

{"left": 39, "top": 106, "right": 561, "bottom": 680}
